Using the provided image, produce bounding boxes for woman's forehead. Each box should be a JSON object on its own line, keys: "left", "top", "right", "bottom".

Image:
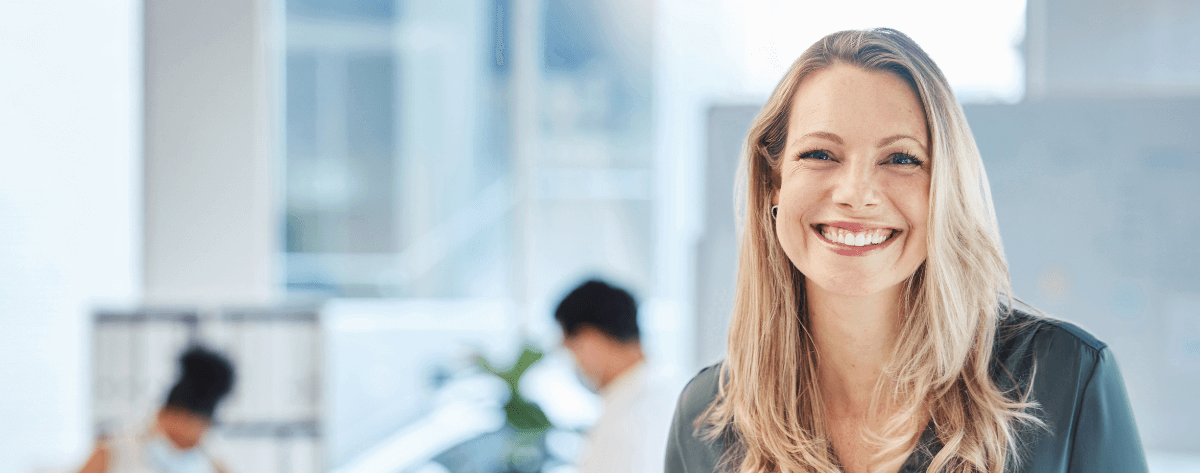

{"left": 786, "top": 64, "right": 929, "bottom": 150}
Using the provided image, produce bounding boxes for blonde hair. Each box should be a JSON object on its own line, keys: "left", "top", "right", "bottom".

{"left": 700, "top": 28, "right": 1039, "bottom": 473}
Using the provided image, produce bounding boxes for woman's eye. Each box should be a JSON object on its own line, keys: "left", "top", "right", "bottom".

{"left": 799, "top": 150, "right": 834, "bottom": 161}
{"left": 889, "top": 153, "right": 922, "bottom": 166}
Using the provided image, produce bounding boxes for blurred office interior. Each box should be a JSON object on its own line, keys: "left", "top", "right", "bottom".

{"left": 1, "top": 0, "right": 1198, "bottom": 471}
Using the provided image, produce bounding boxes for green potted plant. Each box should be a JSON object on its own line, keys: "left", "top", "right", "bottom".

{"left": 475, "top": 345, "right": 553, "bottom": 473}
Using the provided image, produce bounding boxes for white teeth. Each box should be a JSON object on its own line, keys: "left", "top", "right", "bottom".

{"left": 819, "top": 225, "right": 894, "bottom": 247}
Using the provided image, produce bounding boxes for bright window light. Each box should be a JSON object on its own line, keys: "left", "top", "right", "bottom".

{"left": 730, "top": 0, "right": 1027, "bottom": 103}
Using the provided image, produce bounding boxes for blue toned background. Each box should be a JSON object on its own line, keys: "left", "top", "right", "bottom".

{"left": 1, "top": 0, "right": 1197, "bottom": 471}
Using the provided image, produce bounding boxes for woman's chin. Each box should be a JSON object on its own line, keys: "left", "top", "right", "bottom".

{"left": 803, "top": 271, "right": 901, "bottom": 298}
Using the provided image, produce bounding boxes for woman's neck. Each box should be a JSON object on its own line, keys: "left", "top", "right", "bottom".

{"left": 805, "top": 278, "right": 903, "bottom": 415}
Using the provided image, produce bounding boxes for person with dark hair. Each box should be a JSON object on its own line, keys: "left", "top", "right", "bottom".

{"left": 77, "top": 345, "right": 236, "bottom": 473}
{"left": 554, "top": 279, "right": 676, "bottom": 473}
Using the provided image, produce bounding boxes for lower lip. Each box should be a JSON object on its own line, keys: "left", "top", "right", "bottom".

{"left": 812, "top": 226, "right": 900, "bottom": 256}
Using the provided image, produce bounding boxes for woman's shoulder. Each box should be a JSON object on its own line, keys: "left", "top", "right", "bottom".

{"left": 666, "top": 362, "right": 728, "bottom": 473}
{"left": 673, "top": 362, "right": 724, "bottom": 427}
{"left": 994, "top": 307, "right": 1109, "bottom": 360}
{"left": 993, "top": 307, "right": 1148, "bottom": 471}
{"left": 991, "top": 306, "right": 1119, "bottom": 396}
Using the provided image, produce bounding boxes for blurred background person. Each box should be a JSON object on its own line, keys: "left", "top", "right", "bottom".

{"left": 76, "top": 346, "right": 235, "bottom": 473}
{"left": 554, "top": 280, "right": 677, "bottom": 473}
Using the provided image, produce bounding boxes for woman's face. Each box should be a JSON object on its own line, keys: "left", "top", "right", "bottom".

{"left": 774, "top": 63, "right": 931, "bottom": 297}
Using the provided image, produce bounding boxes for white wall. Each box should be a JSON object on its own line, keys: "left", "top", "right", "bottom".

{"left": 0, "top": 1, "right": 141, "bottom": 471}
{"left": 143, "top": 0, "right": 279, "bottom": 304}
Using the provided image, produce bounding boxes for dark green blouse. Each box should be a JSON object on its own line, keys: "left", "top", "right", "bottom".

{"left": 665, "top": 310, "right": 1149, "bottom": 473}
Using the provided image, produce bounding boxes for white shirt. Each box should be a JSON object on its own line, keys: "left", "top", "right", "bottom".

{"left": 577, "top": 361, "right": 679, "bottom": 473}
{"left": 105, "top": 416, "right": 224, "bottom": 473}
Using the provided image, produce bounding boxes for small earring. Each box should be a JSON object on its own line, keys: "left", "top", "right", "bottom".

{"left": 771, "top": 205, "right": 778, "bottom": 218}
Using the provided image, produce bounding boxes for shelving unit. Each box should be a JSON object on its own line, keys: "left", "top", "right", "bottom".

{"left": 92, "top": 306, "right": 323, "bottom": 473}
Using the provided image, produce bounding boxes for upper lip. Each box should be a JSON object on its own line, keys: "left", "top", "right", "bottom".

{"left": 812, "top": 221, "right": 901, "bottom": 232}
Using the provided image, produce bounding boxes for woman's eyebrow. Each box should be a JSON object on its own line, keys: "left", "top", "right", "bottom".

{"left": 795, "top": 131, "right": 844, "bottom": 146}
{"left": 876, "top": 134, "right": 925, "bottom": 149}
{"left": 793, "top": 132, "right": 926, "bottom": 151}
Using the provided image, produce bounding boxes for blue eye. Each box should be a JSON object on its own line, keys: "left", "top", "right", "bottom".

{"left": 889, "top": 153, "right": 922, "bottom": 166}
{"left": 799, "top": 150, "right": 834, "bottom": 161}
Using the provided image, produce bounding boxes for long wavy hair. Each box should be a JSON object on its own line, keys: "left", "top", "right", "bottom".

{"left": 699, "top": 29, "right": 1040, "bottom": 473}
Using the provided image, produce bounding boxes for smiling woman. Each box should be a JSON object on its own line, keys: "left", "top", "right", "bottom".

{"left": 776, "top": 63, "right": 931, "bottom": 295}
{"left": 665, "top": 29, "right": 1148, "bottom": 473}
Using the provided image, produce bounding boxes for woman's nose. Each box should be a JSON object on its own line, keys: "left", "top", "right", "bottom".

{"left": 830, "top": 161, "right": 881, "bottom": 210}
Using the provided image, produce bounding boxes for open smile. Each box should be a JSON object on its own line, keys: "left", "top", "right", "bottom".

{"left": 810, "top": 224, "right": 901, "bottom": 256}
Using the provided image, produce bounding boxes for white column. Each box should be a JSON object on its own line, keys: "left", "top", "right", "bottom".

{"left": 511, "top": 0, "right": 543, "bottom": 331}
{"left": 1023, "top": 0, "right": 1048, "bottom": 101}
{"left": 652, "top": 0, "right": 746, "bottom": 372}
{"left": 143, "top": 0, "right": 281, "bottom": 304}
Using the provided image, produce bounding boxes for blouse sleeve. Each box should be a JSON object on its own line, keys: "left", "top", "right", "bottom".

{"left": 665, "top": 397, "right": 690, "bottom": 473}
{"left": 1068, "top": 347, "right": 1149, "bottom": 473}
{"left": 664, "top": 364, "right": 724, "bottom": 473}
